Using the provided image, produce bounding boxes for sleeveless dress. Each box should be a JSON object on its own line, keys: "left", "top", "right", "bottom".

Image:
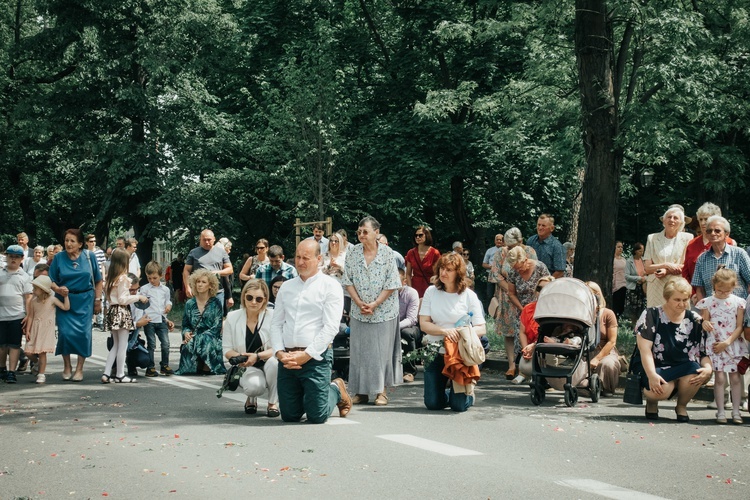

{"left": 25, "top": 297, "right": 57, "bottom": 354}
{"left": 695, "top": 295, "right": 748, "bottom": 372}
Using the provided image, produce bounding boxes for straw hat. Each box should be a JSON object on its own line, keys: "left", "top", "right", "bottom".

{"left": 32, "top": 275, "right": 53, "bottom": 295}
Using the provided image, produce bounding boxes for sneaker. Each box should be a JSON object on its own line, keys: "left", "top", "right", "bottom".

{"left": 511, "top": 375, "right": 526, "bottom": 385}
{"left": 145, "top": 367, "right": 159, "bottom": 377}
{"left": 160, "top": 365, "right": 174, "bottom": 376}
{"left": 36, "top": 374, "right": 46, "bottom": 384}
{"left": 6, "top": 371, "right": 17, "bottom": 384}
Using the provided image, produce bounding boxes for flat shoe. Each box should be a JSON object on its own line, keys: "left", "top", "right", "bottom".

{"left": 351, "top": 394, "right": 369, "bottom": 405}
{"left": 732, "top": 415, "right": 743, "bottom": 425}
{"left": 675, "top": 410, "right": 689, "bottom": 423}
{"left": 62, "top": 372, "right": 72, "bottom": 381}
{"left": 645, "top": 404, "right": 659, "bottom": 420}
{"left": 374, "top": 393, "right": 388, "bottom": 406}
{"left": 716, "top": 416, "right": 727, "bottom": 424}
{"left": 71, "top": 372, "right": 84, "bottom": 382}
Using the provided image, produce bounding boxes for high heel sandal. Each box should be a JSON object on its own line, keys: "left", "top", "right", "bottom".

{"left": 266, "top": 404, "right": 280, "bottom": 418}
{"left": 244, "top": 397, "right": 257, "bottom": 415}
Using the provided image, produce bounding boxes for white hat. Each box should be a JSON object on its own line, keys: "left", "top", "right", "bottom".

{"left": 32, "top": 275, "right": 53, "bottom": 295}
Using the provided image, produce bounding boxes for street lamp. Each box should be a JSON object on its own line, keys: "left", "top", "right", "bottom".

{"left": 640, "top": 169, "right": 654, "bottom": 188}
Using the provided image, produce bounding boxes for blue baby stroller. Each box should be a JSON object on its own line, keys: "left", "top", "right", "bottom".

{"left": 529, "top": 278, "right": 601, "bottom": 407}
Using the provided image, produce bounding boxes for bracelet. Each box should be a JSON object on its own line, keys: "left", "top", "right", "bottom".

{"left": 95, "top": 299, "right": 101, "bottom": 302}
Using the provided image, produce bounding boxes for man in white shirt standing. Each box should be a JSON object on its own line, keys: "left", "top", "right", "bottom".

{"left": 271, "top": 239, "right": 351, "bottom": 423}
{"left": 125, "top": 238, "right": 141, "bottom": 278}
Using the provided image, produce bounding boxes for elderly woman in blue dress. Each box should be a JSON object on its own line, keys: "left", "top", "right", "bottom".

{"left": 48, "top": 229, "right": 103, "bottom": 381}
{"left": 175, "top": 269, "right": 226, "bottom": 375}
{"left": 342, "top": 216, "right": 402, "bottom": 406}
{"left": 222, "top": 279, "right": 279, "bottom": 416}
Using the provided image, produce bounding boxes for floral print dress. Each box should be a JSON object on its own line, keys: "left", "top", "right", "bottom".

{"left": 175, "top": 296, "right": 226, "bottom": 375}
{"left": 489, "top": 245, "right": 538, "bottom": 339}
{"left": 695, "top": 295, "right": 748, "bottom": 372}
{"left": 635, "top": 307, "right": 706, "bottom": 369}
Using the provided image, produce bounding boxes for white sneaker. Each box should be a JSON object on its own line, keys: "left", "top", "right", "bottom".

{"left": 511, "top": 375, "right": 526, "bottom": 385}
{"left": 36, "top": 374, "right": 46, "bottom": 384}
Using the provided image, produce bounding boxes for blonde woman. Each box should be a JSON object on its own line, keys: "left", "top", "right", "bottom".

{"left": 222, "top": 279, "right": 279, "bottom": 417}
{"left": 585, "top": 282, "right": 621, "bottom": 396}
{"left": 175, "top": 269, "right": 226, "bottom": 375}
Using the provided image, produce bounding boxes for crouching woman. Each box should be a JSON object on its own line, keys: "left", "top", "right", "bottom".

{"left": 419, "top": 253, "right": 486, "bottom": 412}
{"left": 222, "top": 279, "right": 279, "bottom": 417}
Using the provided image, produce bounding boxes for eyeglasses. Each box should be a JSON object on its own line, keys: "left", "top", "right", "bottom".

{"left": 462, "top": 252, "right": 469, "bottom": 256}
{"left": 245, "top": 295, "right": 265, "bottom": 303}
{"left": 707, "top": 228, "right": 724, "bottom": 234}
{"left": 357, "top": 229, "right": 370, "bottom": 236}
{"left": 414, "top": 233, "right": 425, "bottom": 238}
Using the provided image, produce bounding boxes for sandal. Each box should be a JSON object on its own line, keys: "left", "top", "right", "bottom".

{"left": 504, "top": 368, "right": 516, "bottom": 380}
{"left": 114, "top": 375, "right": 137, "bottom": 383}
{"left": 374, "top": 393, "right": 388, "bottom": 406}
{"left": 244, "top": 397, "right": 257, "bottom": 415}
{"left": 101, "top": 374, "right": 111, "bottom": 384}
{"left": 266, "top": 405, "right": 280, "bottom": 418}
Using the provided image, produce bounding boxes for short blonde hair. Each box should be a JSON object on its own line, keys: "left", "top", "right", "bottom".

{"left": 189, "top": 269, "right": 220, "bottom": 297}
{"left": 662, "top": 277, "right": 691, "bottom": 300}
{"left": 505, "top": 246, "right": 527, "bottom": 267}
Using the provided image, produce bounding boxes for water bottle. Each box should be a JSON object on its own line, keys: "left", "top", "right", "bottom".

{"left": 454, "top": 311, "right": 473, "bottom": 327}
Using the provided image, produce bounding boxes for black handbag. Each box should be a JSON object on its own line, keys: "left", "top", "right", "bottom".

{"left": 216, "top": 364, "right": 245, "bottom": 398}
{"left": 622, "top": 342, "right": 643, "bottom": 405}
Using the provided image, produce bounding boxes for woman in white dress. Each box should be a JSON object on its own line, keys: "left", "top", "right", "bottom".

{"left": 643, "top": 205, "right": 693, "bottom": 307}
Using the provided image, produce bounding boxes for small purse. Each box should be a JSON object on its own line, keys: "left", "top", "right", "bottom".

{"left": 737, "top": 356, "right": 750, "bottom": 375}
{"left": 622, "top": 343, "right": 643, "bottom": 405}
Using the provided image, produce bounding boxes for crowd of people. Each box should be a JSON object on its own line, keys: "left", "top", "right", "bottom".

{"left": 2, "top": 203, "right": 749, "bottom": 424}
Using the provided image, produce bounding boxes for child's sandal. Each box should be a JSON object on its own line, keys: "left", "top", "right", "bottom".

{"left": 114, "top": 375, "right": 137, "bottom": 383}
{"left": 101, "top": 374, "right": 111, "bottom": 384}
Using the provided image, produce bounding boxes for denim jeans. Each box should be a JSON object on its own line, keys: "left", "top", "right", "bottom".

{"left": 143, "top": 322, "right": 170, "bottom": 368}
{"left": 423, "top": 354, "right": 474, "bottom": 412}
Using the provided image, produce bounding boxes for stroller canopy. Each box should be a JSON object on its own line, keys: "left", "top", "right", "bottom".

{"left": 533, "top": 278, "right": 598, "bottom": 327}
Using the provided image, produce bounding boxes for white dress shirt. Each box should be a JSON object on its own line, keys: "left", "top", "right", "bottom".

{"left": 270, "top": 272, "right": 344, "bottom": 360}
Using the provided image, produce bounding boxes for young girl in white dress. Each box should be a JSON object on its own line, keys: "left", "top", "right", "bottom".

{"left": 24, "top": 275, "right": 70, "bottom": 384}
{"left": 695, "top": 267, "right": 748, "bottom": 424}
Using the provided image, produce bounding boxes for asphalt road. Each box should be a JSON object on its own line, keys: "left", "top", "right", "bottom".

{"left": 1, "top": 332, "right": 749, "bottom": 499}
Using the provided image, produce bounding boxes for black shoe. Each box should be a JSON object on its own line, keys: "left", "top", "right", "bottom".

{"left": 0, "top": 368, "right": 7, "bottom": 381}
{"left": 5, "top": 371, "right": 17, "bottom": 384}
{"left": 128, "top": 369, "right": 138, "bottom": 377}
{"left": 145, "top": 368, "right": 159, "bottom": 377}
{"left": 17, "top": 359, "right": 29, "bottom": 372}
{"left": 675, "top": 410, "right": 690, "bottom": 423}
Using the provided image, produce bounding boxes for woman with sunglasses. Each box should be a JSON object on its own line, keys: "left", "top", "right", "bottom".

{"left": 222, "top": 279, "right": 279, "bottom": 416}
{"left": 342, "top": 216, "right": 402, "bottom": 406}
{"left": 239, "top": 239, "right": 270, "bottom": 288}
{"left": 405, "top": 226, "right": 441, "bottom": 298}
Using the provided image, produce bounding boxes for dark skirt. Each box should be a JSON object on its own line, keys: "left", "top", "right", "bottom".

{"left": 641, "top": 361, "right": 701, "bottom": 394}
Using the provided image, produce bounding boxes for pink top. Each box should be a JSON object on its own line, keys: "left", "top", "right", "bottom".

{"left": 613, "top": 257, "right": 626, "bottom": 291}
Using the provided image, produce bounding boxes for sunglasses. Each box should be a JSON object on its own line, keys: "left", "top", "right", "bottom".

{"left": 706, "top": 228, "right": 724, "bottom": 234}
{"left": 462, "top": 252, "right": 469, "bottom": 256}
{"left": 256, "top": 246, "right": 266, "bottom": 250}
{"left": 329, "top": 240, "right": 339, "bottom": 244}
{"left": 357, "top": 229, "right": 371, "bottom": 236}
{"left": 245, "top": 295, "right": 265, "bottom": 303}
{"left": 414, "top": 233, "right": 425, "bottom": 238}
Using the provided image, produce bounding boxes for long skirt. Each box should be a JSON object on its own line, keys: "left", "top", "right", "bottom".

{"left": 55, "top": 291, "right": 94, "bottom": 357}
{"left": 175, "top": 332, "right": 226, "bottom": 375}
{"left": 348, "top": 317, "right": 402, "bottom": 395}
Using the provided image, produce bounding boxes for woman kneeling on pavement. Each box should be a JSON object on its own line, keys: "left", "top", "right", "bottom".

{"left": 222, "top": 279, "right": 279, "bottom": 417}
{"left": 419, "top": 252, "right": 486, "bottom": 412}
{"left": 635, "top": 277, "right": 712, "bottom": 422}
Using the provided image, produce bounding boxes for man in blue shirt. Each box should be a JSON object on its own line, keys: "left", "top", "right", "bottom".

{"left": 256, "top": 245, "right": 298, "bottom": 289}
{"left": 526, "top": 214, "right": 566, "bottom": 278}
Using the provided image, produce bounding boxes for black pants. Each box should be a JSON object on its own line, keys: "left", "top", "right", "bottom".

{"left": 401, "top": 326, "right": 422, "bottom": 375}
{"left": 613, "top": 287, "right": 627, "bottom": 318}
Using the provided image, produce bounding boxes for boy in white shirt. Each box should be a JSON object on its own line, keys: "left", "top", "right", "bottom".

{"left": 0, "top": 245, "right": 33, "bottom": 383}
{"left": 139, "top": 261, "right": 173, "bottom": 376}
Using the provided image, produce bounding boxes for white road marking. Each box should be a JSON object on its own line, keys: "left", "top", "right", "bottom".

{"left": 556, "top": 479, "right": 671, "bottom": 500}
{"left": 326, "top": 417, "right": 360, "bottom": 425}
{"left": 377, "top": 434, "right": 482, "bottom": 456}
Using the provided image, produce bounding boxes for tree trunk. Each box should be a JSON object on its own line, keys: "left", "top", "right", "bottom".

{"left": 573, "top": 0, "right": 622, "bottom": 306}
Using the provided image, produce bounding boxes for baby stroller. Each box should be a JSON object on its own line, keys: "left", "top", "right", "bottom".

{"left": 529, "top": 278, "right": 601, "bottom": 407}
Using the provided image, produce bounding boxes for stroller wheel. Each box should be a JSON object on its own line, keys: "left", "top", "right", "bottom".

{"left": 589, "top": 374, "right": 601, "bottom": 403}
{"left": 530, "top": 385, "right": 545, "bottom": 406}
{"left": 564, "top": 386, "right": 578, "bottom": 407}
